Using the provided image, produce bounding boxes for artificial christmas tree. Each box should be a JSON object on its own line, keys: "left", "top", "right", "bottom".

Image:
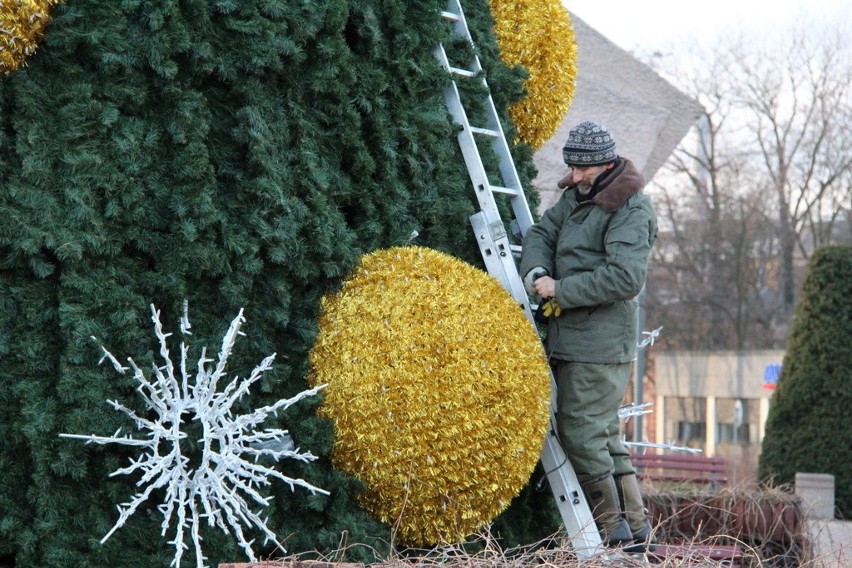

{"left": 0, "top": 0, "right": 576, "bottom": 565}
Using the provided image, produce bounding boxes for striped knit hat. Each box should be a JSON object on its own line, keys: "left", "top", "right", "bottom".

{"left": 562, "top": 121, "right": 617, "bottom": 166}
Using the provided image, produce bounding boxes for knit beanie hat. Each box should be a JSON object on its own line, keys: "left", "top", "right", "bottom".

{"left": 562, "top": 121, "right": 617, "bottom": 166}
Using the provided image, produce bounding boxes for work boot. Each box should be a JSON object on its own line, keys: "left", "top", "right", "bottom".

{"left": 615, "top": 472, "right": 656, "bottom": 553}
{"left": 581, "top": 475, "right": 634, "bottom": 547}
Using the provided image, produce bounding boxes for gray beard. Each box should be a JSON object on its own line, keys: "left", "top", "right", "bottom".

{"left": 577, "top": 184, "right": 592, "bottom": 195}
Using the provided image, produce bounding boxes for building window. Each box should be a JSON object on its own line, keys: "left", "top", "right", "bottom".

{"left": 717, "top": 422, "right": 750, "bottom": 443}
{"left": 677, "top": 421, "right": 706, "bottom": 442}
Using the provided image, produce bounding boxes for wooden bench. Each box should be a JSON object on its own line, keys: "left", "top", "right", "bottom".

{"left": 647, "top": 543, "right": 743, "bottom": 566}
{"left": 630, "top": 452, "right": 728, "bottom": 487}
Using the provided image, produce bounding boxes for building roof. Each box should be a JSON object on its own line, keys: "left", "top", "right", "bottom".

{"left": 531, "top": 11, "right": 704, "bottom": 212}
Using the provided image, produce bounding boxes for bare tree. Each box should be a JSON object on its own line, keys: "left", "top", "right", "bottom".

{"left": 643, "top": 18, "right": 852, "bottom": 350}
{"left": 727, "top": 21, "right": 852, "bottom": 315}
{"left": 646, "top": 52, "right": 781, "bottom": 349}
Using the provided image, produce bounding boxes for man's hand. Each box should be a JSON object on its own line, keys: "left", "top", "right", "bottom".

{"left": 523, "top": 267, "right": 548, "bottom": 296}
{"left": 532, "top": 275, "right": 557, "bottom": 300}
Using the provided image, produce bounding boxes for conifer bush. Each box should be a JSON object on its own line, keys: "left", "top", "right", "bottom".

{"left": 0, "top": 1, "right": 542, "bottom": 566}
{"left": 758, "top": 246, "right": 852, "bottom": 519}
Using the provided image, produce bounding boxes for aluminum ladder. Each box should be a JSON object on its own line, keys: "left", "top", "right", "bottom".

{"left": 434, "top": 0, "right": 603, "bottom": 556}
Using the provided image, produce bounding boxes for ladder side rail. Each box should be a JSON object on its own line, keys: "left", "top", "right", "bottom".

{"left": 441, "top": 0, "right": 484, "bottom": 75}
{"left": 469, "top": 211, "right": 530, "bottom": 306}
{"left": 445, "top": 71, "right": 536, "bottom": 242}
{"left": 540, "top": 417, "right": 604, "bottom": 555}
{"left": 443, "top": 5, "right": 535, "bottom": 239}
{"left": 439, "top": 2, "right": 534, "bottom": 239}
{"left": 441, "top": 83, "right": 510, "bottom": 221}
{"left": 478, "top": 92, "right": 535, "bottom": 237}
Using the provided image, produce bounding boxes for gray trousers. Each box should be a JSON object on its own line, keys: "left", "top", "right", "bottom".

{"left": 554, "top": 360, "right": 636, "bottom": 484}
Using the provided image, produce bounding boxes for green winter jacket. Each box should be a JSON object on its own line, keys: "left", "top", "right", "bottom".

{"left": 520, "top": 158, "right": 657, "bottom": 364}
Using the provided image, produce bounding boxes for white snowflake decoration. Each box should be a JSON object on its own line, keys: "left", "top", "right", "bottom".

{"left": 60, "top": 304, "right": 328, "bottom": 568}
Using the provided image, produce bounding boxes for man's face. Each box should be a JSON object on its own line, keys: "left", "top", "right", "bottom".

{"left": 569, "top": 163, "right": 612, "bottom": 190}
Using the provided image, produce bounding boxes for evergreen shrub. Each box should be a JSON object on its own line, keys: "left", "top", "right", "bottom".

{"left": 758, "top": 246, "right": 852, "bottom": 519}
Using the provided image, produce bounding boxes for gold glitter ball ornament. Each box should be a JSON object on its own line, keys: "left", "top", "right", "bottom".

{"left": 0, "top": 0, "right": 63, "bottom": 75}
{"left": 308, "top": 246, "right": 551, "bottom": 546}
{"left": 489, "top": 0, "right": 578, "bottom": 150}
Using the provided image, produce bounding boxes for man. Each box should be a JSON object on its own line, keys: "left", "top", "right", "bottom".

{"left": 520, "top": 121, "right": 657, "bottom": 549}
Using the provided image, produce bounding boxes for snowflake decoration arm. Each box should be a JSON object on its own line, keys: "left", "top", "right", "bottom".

{"left": 637, "top": 326, "right": 663, "bottom": 351}
{"left": 60, "top": 305, "right": 328, "bottom": 568}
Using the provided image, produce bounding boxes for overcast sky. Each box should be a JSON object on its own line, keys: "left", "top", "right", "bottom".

{"left": 565, "top": 0, "right": 851, "bottom": 54}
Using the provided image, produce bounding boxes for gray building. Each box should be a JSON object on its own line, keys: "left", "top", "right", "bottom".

{"left": 652, "top": 350, "right": 784, "bottom": 481}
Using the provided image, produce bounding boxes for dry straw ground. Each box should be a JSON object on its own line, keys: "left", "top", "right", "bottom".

{"left": 220, "top": 482, "right": 838, "bottom": 568}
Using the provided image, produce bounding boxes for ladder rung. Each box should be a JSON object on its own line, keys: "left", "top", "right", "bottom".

{"left": 487, "top": 184, "right": 520, "bottom": 197}
{"left": 440, "top": 10, "right": 460, "bottom": 23}
{"left": 469, "top": 126, "right": 499, "bottom": 137}
{"left": 447, "top": 66, "right": 476, "bottom": 78}
{"left": 510, "top": 244, "right": 523, "bottom": 255}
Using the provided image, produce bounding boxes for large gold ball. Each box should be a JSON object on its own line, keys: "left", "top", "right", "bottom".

{"left": 308, "top": 246, "right": 551, "bottom": 546}
{"left": 490, "top": 0, "right": 578, "bottom": 150}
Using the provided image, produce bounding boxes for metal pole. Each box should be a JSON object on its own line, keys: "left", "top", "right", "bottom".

{"left": 633, "top": 284, "right": 647, "bottom": 443}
